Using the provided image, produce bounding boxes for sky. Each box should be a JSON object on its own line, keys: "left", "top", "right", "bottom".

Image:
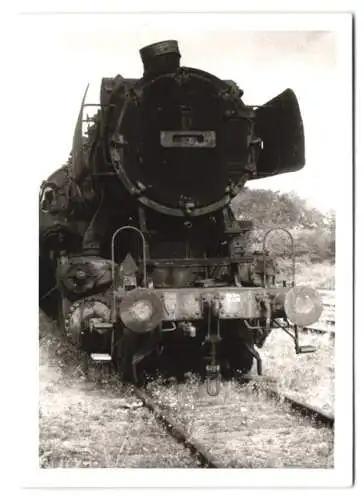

{"left": 20, "top": 13, "right": 352, "bottom": 213}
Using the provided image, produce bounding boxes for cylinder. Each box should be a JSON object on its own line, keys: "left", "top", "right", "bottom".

{"left": 140, "top": 40, "right": 181, "bottom": 77}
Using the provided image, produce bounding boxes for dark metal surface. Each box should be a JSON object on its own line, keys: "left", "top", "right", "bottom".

{"left": 119, "top": 289, "right": 164, "bottom": 333}
{"left": 145, "top": 255, "right": 270, "bottom": 268}
{"left": 107, "top": 59, "right": 254, "bottom": 216}
{"left": 284, "top": 286, "right": 323, "bottom": 327}
{"left": 39, "top": 40, "right": 313, "bottom": 384}
{"left": 71, "top": 84, "right": 90, "bottom": 183}
{"left": 255, "top": 88, "right": 305, "bottom": 178}
{"left": 160, "top": 130, "right": 216, "bottom": 148}
{"left": 155, "top": 286, "right": 286, "bottom": 321}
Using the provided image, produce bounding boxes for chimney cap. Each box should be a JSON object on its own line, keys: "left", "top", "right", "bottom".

{"left": 140, "top": 40, "right": 180, "bottom": 63}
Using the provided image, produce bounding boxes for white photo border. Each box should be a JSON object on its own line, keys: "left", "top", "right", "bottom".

{"left": 9, "top": 5, "right": 354, "bottom": 490}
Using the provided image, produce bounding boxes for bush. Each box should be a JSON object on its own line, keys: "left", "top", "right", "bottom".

{"left": 232, "top": 188, "right": 335, "bottom": 263}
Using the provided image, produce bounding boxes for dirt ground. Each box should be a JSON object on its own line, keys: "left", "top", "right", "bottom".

{"left": 39, "top": 312, "right": 196, "bottom": 468}
{"left": 39, "top": 308, "right": 334, "bottom": 468}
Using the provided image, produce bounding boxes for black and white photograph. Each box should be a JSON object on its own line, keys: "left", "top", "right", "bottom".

{"left": 12, "top": 4, "right": 355, "bottom": 490}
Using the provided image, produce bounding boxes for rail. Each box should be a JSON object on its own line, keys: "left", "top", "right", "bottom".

{"left": 133, "top": 386, "right": 223, "bottom": 468}
{"left": 133, "top": 379, "right": 334, "bottom": 468}
{"left": 306, "top": 289, "right": 335, "bottom": 334}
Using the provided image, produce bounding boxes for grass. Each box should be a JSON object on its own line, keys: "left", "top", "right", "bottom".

{"left": 278, "top": 257, "right": 335, "bottom": 289}
{"left": 39, "top": 313, "right": 132, "bottom": 468}
{"left": 260, "top": 330, "right": 334, "bottom": 414}
{"left": 147, "top": 363, "right": 334, "bottom": 468}
{"left": 39, "top": 315, "right": 334, "bottom": 467}
{"left": 39, "top": 312, "right": 196, "bottom": 468}
{"left": 39, "top": 260, "right": 335, "bottom": 467}
{"left": 263, "top": 258, "right": 335, "bottom": 413}
{"left": 294, "top": 259, "right": 335, "bottom": 289}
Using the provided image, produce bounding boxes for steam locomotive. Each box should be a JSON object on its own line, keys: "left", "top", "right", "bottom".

{"left": 39, "top": 40, "right": 322, "bottom": 388}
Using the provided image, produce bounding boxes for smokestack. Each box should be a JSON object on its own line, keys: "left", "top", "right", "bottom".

{"left": 140, "top": 40, "right": 181, "bottom": 77}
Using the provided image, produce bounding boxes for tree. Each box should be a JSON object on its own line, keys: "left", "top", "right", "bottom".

{"left": 231, "top": 188, "right": 335, "bottom": 262}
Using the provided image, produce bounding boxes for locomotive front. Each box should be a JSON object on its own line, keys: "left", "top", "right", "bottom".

{"left": 39, "top": 40, "right": 323, "bottom": 389}
{"left": 106, "top": 40, "right": 257, "bottom": 218}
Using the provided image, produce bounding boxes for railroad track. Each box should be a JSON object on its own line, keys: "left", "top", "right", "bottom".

{"left": 116, "top": 288, "right": 336, "bottom": 467}
{"left": 304, "top": 289, "right": 335, "bottom": 334}
{"left": 39, "top": 312, "right": 200, "bottom": 468}
{"left": 40, "top": 310, "right": 334, "bottom": 468}
{"left": 133, "top": 376, "right": 334, "bottom": 468}
{"left": 133, "top": 385, "right": 223, "bottom": 467}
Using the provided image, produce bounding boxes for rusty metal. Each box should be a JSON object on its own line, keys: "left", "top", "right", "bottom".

{"left": 255, "top": 88, "right": 305, "bottom": 178}
{"left": 156, "top": 287, "right": 291, "bottom": 322}
{"left": 272, "top": 319, "right": 317, "bottom": 355}
{"left": 146, "top": 256, "right": 255, "bottom": 267}
{"left": 202, "top": 297, "right": 222, "bottom": 396}
{"left": 160, "top": 131, "right": 216, "bottom": 148}
{"left": 71, "top": 84, "right": 89, "bottom": 183}
{"left": 107, "top": 61, "right": 247, "bottom": 217}
{"left": 39, "top": 40, "right": 313, "bottom": 381}
{"left": 65, "top": 297, "right": 111, "bottom": 346}
{"left": 136, "top": 193, "right": 231, "bottom": 218}
{"left": 161, "top": 321, "right": 177, "bottom": 333}
{"left": 284, "top": 286, "right": 323, "bottom": 327}
{"left": 110, "top": 225, "right": 148, "bottom": 354}
{"left": 257, "top": 292, "right": 272, "bottom": 332}
{"left": 244, "top": 343, "right": 263, "bottom": 375}
{"left": 206, "top": 360, "right": 221, "bottom": 396}
{"left": 160, "top": 289, "right": 202, "bottom": 321}
{"left": 59, "top": 256, "right": 113, "bottom": 296}
{"left": 111, "top": 225, "right": 147, "bottom": 288}
{"left": 133, "top": 386, "right": 223, "bottom": 467}
{"left": 111, "top": 226, "right": 147, "bottom": 308}
{"left": 140, "top": 40, "right": 181, "bottom": 61}
{"left": 262, "top": 387, "right": 334, "bottom": 428}
{"left": 119, "top": 289, "right": 164, "bottom": 334}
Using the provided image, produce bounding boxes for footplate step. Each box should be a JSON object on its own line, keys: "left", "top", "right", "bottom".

{"left": 297, "top": 345, "right": 316, "bottom": 354}
{"left": 90, "top": 353, "right": 112, "bottom": 362}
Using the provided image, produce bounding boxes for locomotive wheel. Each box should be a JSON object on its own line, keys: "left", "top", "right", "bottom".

{"left": 160, "top": 335, "right": 201, "bottom": 382}
{"left": 222, "top": 338, "right": 254, "bottom": 377}
{"left": 114, "top": 328, "right": 137, "bottom": 382}
{"left": 115, "top": 328, "right": 166, "bottom": 384}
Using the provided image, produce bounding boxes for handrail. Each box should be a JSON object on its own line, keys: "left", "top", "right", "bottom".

{"left": 262, "top": 227, "right": 295, "bottom": 288}
{"left": 111, "top": 225, "right": 147, "bottom": 288}
{"left": 110, "top": 225, "right": 148, "bottom": 355}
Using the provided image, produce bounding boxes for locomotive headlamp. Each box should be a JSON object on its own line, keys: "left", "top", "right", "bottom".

{"left": 119, "top": 289, "right": 164, "bottom": 333}
{"left": 129, "top": 300, "right": 153, "bottom": 322}
{"left": 284, "top": 286, "right": 323, "bottom": 327}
